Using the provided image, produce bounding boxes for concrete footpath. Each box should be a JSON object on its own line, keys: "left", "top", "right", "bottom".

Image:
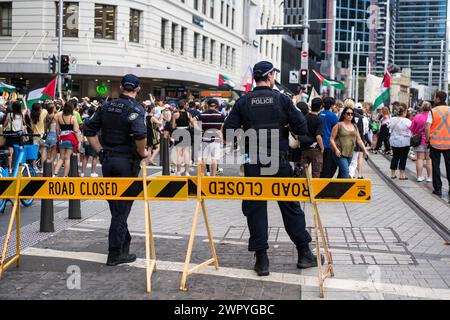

{"left": 0, "top": 159, "right": 449, "bottom": 300}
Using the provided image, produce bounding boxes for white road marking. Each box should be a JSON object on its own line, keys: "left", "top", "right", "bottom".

{"left": 204, "top": 239, "right": 411, "bottom": 259}
{"left": 67, "top": 227, "right": 96, "bottom": 232}
{"left": 130, "top": 232, "right": 183, "bottom": 240}
{"left": 21, "top": 247, "right": 450, "bottom": 300}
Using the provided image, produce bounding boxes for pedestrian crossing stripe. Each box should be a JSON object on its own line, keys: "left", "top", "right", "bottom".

{"left": 187, "top": 177, "right": 371, "bottom": 203}
{"left": 0, "top": 178, "right": 188, "bottom": 201}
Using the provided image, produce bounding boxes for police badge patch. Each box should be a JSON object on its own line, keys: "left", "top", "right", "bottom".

{"left": 128, "top": 113, "right": 139, "bottom": 121}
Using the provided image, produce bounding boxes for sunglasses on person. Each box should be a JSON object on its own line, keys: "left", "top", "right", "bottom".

{"left": 345, "top": 112, "right": 354, "bottom": 116}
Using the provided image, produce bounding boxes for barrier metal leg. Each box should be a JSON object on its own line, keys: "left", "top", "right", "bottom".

{"left": 305, "top": 165, "right": 334, "bottom": 298}
{"left": 201, "top": 199, "right": 219, "bottom": 270}
{"left": 180, "top": 161, "right": 219, "bottom": 291}
{"left": 0, "top": 167, "right": 23, "bottom": 279}
{"left": 142, "top": 161, "right": 157, "bottom": 293}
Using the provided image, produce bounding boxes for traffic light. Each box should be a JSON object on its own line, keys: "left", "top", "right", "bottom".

{"left": 60, "top": 55, "right": 70, "bottom": 74}
{"left": 48, "top": 55, "right": 57, "bottom": 74}
{"left": 300, "top": 69, "right": 308, "bottom": 85}
{"left": 63, "top": 77, "right": 71, "bottom": 90}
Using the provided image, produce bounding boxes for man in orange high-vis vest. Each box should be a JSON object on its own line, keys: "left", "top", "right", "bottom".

{"left": 425, "top": 91, "right": 450, "bottom": 200}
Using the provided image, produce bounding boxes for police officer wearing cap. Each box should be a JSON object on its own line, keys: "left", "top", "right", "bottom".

{"left": 224, "top": 61, "right": 323, "bottom": 276}
{"left": 84, "top": 74, "right": 148, "bottom": 266}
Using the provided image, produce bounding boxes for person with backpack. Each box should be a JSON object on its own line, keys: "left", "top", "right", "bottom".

{"left": 299, "top": 98, "right": 324, "bottom": 178}
{"left": 410, "top": 101, "right": 432, "bottom": 182}
{"left": 3, "top": 100, "right": 27, "bottom": 173}
{"left": 349, "top": 103, "right": 368, "bottom": 179}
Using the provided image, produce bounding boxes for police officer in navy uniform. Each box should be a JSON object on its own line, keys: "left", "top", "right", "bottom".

{"left": 84, "top": 74, "right": 148, "bottom": 266}
{"left": 224, "top": 61, "right": 323, "bottom": 276}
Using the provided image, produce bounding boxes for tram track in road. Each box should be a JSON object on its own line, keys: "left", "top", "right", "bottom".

{"left": 366, "top": 157, "right": 450, "bottom": 245}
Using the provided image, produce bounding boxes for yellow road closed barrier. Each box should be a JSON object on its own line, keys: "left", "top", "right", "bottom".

{"left": 0, "top": 177, "right": 188, "bottom": 201}
{"left": 187, "top": 177, "right": 371, "bottom": 203}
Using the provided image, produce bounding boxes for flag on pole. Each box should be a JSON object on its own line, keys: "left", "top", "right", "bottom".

{"left": 241, "top": 67, "right": 255, "bottom": 92}
{"left": 218, "top": 73, "right": 236, "bottom": 88}
{"left": 373, "top": 71, "right": 391, "bottom": 112}
{"left": 26, "top": 77, "right": 57, "bottom": 106}
{"left": 312, "top": 70, "right": 345, "bottom": 90}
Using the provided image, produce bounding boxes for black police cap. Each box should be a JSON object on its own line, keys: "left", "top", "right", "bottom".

{"left": 121, "top": 74, "right": 140, "bottom": 91}
{"left": 253, "top": 61, "right": 280, "bottom": 77}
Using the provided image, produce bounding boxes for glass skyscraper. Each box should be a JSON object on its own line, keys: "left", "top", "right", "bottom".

{"left": 322, "top": 0, "right": 372, "bottom": 74}
{"left": 395, "top": 0, "right": 448, "bottom": 86}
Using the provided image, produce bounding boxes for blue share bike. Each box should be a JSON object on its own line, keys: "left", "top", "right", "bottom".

{"left": 0, "top": 131, "right": 41, "bottom": 213}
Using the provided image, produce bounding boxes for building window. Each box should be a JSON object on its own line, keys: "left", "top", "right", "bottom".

{"left": 194, "top": 32, "right": 199, "bottom": 58}
{"left": 265, "top": 40, "right": 269, "bottom": 56}
{"left": 180, "top": 27, "right": 186, "bottom": 55}
{"left": 226, "top": 4, "right": 229, "bottom": 27}
{"left": 259, "top": 36, "right": 263, "bottom": 53}
{"left": 129, "top": 9, "right": 140, "bottom": 43}
{"left": 210, "top": 0, "right": 214, "bottom": 19}
{"left": 231, "top": 48, "right": 236, "bottom": 70}
{"left": 210, "top": 39, "right": 215, "bottom": 64}
{"left": 94, "top": 4, "right": 115, "bottom": 40}
{"left": 171, "top": 23, "right": 178, "bottom": 51}
{"left": 226, "top": 46, "right": 230, "bottom": 67}
{"left": 271, "top": 44, "right": 274, "bottom": 59}
{"left": 202, "top": 0, "right": 207, "bottom": 15}
{"left": 55, "top": 2, "right": 79, "bottom": 38}
{"left": 202, "top": 36, "right": 207, "bottom": 61}
{"left": 220, "top": 43, "right": 224, "bottom": 66}
{"left": 161, "top": 18, "right": 167, "bottom": 49}
{"left": 231, "top": 8, "right": 235, "bottom": 30}
{"left": 0, "top": 2, "right": 11, "bottom": 36}
{"left": 194, "top": 0, "right": 199, "bottom": 10}
{"left": 220, "top": 1, "right": 224, "bottom": 24}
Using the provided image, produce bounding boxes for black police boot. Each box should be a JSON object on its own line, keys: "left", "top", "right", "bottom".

{"left": 106, "top": 252, "right": 137, "bottom": 266}
{"left": 254, "top": 251, "right": 270, "bottom": 276}
{"left": 297, "top": 245, "right": 325, "bottom": 269}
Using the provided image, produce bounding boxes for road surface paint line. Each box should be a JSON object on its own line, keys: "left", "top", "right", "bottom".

{"left": 21, "top": 247, "right": 450, "bottom": 300}
{"left": 205, "top": 239, "right": 412, "bottom": 259}
{"left": 67, "top": 227, "right": 97, "bottom": 232}
{"left": 130, "top": 232, "right": 183, "bottom": 240}
{"left": 63, "top": 226, "right": 182, "bottom": 240}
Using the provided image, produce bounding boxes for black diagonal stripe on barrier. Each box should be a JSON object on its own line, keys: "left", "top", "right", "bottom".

{"left": 155, "top": 181, "right": 186, "bottom": 198}
{"left": 0, "top": 180, "right": 14, "bottom": 195}
{"left": 19, "top": 180, "right": 46, "bottom": 197}
{"left": 120, "top": 181, "right": 147, "bottom": 198}
{"left": 188, "top": 179, "right": 205, "bottom": 197}
{"left": 315, "top": 182, "right": 355, "bottom": 200}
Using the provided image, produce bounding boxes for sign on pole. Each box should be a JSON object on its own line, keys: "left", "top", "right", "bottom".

{"left": 289, "top": 70, "right": 299, "bottom": 84}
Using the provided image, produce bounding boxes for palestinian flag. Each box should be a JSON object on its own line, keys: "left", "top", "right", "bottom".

{"left": 218, "top": 73, "right": 236, "bottom": 88}
{"left": 241, "top": 67, "right": 255, "bottom": 92}
{"left": 373, "top": 71, "right": 391, "bottom": 112}
{"left": 312, "top": 70, "right": 345, "bottom": 90}
{"left": 26, "top": 77, "right": 57, "bottom": 106}
{"left": 0, "top": 82, "right": 16, "bottom": 93}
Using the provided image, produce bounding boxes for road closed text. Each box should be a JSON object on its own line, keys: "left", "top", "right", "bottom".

{"left": 207, "top": 180, "right": 310, "bottom": 198}
{"left": 48, "top": 181, "right": 118, "bottom": 197}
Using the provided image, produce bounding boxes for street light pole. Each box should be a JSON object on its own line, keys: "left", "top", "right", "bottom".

{"left": 439, "top": 39, "right": 444, "bottom": 91}
{"left": 348, "top": 26, "right": 355, "bottom": 99}
{"left": 302, "top": 0, "right": 310, "bottom": 84}
{"left": 428, "top": 58, "right": 433, "bottom": 99}
{"left": 355, "top": 39, "right": 361, "bottom": 103}
{"left": 57, "top": 0, "right": 63, "bottom": 97}
{"left": 384, "top": 0, "right": 391, "bottom": 70}
{"left": 330, "top": 0, "right": 337, "bottom": 97}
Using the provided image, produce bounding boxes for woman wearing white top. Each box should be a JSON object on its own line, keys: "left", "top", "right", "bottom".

{"left": 388, "top": 107, "right": 412, "bottom": 180}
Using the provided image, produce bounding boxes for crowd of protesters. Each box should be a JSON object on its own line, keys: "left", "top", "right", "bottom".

{"left": 1, "top": 88, "right": 449, "bottom": 201}
{"left": 0, "top": 96, "right": 101, "bottom": 177}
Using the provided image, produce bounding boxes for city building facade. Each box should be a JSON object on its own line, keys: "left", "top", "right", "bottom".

{"left": 395, "top": 0, "right": 449, "bottom": 88}
{"left": 0, "top": 0, "right": 260, "bottom": 99}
